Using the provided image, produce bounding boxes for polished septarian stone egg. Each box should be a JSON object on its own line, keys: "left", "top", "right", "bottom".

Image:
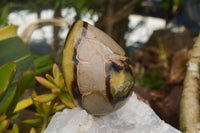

{"left": 62, "top": 20, "right": 134, "bottom": 116}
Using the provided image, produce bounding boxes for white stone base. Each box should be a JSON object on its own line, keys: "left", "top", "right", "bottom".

{"left": 45, "top": 93, "right": 180, "bottom": 133}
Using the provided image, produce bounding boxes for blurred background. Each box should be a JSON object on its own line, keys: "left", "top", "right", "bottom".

{"left": 1, "top": 0, "right": 200, "bottom": 131}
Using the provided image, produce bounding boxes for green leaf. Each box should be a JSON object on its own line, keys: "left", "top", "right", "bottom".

{"left": 42, "top": 102, "right": 50, "bottom": 113}
{"left": 17, "top": 70, "right": 35, "bottom": 95}
{"left": 0, "top": 86, "right": 17, "bottom": 114}
{"left": 12, "top": 124, "right": 19, "bottom": 133}
{"left": 35, "top": 113, "right": 44, "bottom": 118}
{"left": 9, "top": 113, "right": 19, "bottom": 120}
{"left": 0, "top": 62, "right": 17, "bottom": 99}
{"left": 33, "top": 54, "right": 54, "bottom": 74}
{"left": 45, "top": 74, "right": 58, "bottom": 87}
{"left": 0, "top": 25, "right": 17, "bottom": 41}
{"left": 58, "top": 92, "right": 75, "bottom": 109}
{"left": 29, "top": 128, "right": 36, "bottom": 133}
{"left": 55, "top": 104, "right": 65, "bottom": 112}
{"left": 0, "top": 115, "right": 6, "bottom": 122}
{"left": 52, "top": 64, "right": 65, "bottom": 88}
{"left": 33, "top": 101, "right": 45, "bottom": 115}
{"left": 14, "top": 98, "right": 33, "bottom": 113}
{"left": 0, "top": 36, "right": 34, "bottom": 116}
{"left": 53, "top": 64, "right": 62, "bottom": 83}
{"left": 35, "top": 64, "right": 53, "bottom": 75}
{"left": 0, "top": 5, "right": 9, "bottom": 27}
{"left": 32, "top": 91, "right": 45, "bottom": 115}
{"left": 34, "top": 93, "right": 57, "bottom": 103}
{"left": 0, "top": 32, "right": 34, "bottom": 116}
{"left": 6, "top": 70, "right": 35, "bottom": 116}
{"left": 33, "top": 54, "right": 54, "bottom": 69}
{"left": 35, "top": 76, "right": 60, "bottom": 93}
{"left": 0, "top": 36, "right": 34, "bottom": 84}
{"left": 21, "top": 118, "right": 43, "bottom": 128}
{"left": 0, "top": 120, "right": 9, "bottom": 131}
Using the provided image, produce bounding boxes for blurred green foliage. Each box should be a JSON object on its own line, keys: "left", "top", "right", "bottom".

{"left": 0, "top": 23, "right": 75, "bottom": 132}
{"left": 22, "top": 64, "right": 75, "bottom": 132}
{"left": 0, "top": 5, "right": 9, "bottom": 27}
{"left": 138, "top": 69, "right": 165, "bottom": 90}
{"left": 0, "top": 25, "right": 36, "bottom": 132}
{"left": 0, "top": 63, "right": 35, "bottom": 117}
{"left": 0, "top": 0, "right": 104, "bottom": 20}
{"left": 0, "top": 24, "right": 63, "bottom": 132}
{"left": 33, "top": 54, "right": 54, "bottom": 75}
{"left": 161, "top": 0, "right": 184, "bottom": 13}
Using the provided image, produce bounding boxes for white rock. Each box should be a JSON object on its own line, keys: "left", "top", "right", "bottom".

{"left": 45, "top": 93, "right": 180, "bottom": 133}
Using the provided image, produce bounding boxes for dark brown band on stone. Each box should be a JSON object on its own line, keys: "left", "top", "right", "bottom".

{"left": 71, "top": 21, "right": 88, "bottom": 108}
{"left": 111, "top": 61, "right": 124, "bottom": 72}
{"left": 105, "top": 62, "right": 114, "bottom": 104}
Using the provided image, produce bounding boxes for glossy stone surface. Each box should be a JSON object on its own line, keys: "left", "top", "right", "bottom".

{"left": 62, "top": 21, "right": 134, "bottom": 115}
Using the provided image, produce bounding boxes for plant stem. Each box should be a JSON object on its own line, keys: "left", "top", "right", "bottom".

{"left": 41, "top": 99, "right": 56, "bottom": 133}
{"left": 20, "top": 18, "right": 68, "bottom": 44}
{"left": 180, "top": 34, "right": 200, "bottom": 132}
{"left": 156, "top": 38, "right": 168, "bottom": 68}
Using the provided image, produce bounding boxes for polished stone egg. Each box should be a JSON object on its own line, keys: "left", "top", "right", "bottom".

{"left": 62, "top": 20, "right": 134, "bottom": 116}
